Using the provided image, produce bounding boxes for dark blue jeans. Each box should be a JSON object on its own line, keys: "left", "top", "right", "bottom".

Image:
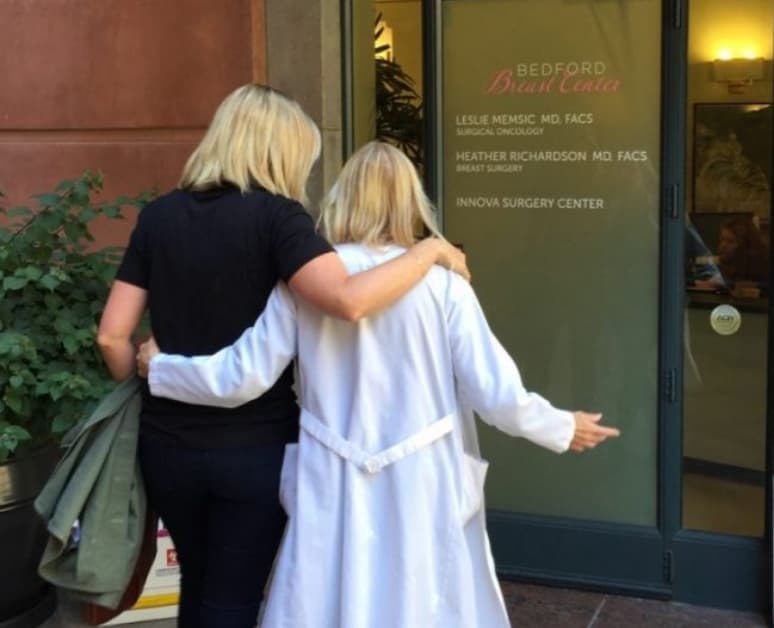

{"left": 138, "top": 434, "right": 288, "bottom": 628}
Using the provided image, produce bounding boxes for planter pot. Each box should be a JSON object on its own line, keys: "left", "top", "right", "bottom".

{"left": 0, "top": 448, "right": 59, "bottom": 628}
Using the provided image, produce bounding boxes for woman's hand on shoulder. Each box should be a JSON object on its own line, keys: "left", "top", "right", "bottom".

{"left": 288, "top": 240, "right": 470, "bottom": 322}
{"left": 412, "top": 238, "right": 470, "bottom": 282}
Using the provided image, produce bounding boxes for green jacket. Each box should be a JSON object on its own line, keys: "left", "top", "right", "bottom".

{"left": 34, "top": 377, "right": 146, "bottom": 609}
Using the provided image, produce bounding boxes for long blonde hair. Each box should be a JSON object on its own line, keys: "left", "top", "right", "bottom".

{"left": 180, "top": 84, "right": 321, "bottom": 205}
{"left": 318, "top": 141, "right": 442, "bottom": 246}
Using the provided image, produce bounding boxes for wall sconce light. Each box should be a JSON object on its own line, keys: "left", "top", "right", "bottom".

{"left": 712, "top": 57, "right": 765, "bottom": 94}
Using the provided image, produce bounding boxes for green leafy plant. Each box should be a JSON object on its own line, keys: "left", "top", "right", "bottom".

{"left": 0, "top": 172, "right": 152, "bottom": 462}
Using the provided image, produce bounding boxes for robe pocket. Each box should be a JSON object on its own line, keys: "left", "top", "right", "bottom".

{"left": 460, "top": 453, "right": 489, "bottom": 525}
{"left": 279, "top": 443, "right": 299, "bottom": 517}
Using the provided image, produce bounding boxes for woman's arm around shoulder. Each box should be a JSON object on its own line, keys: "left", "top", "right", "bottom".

{"left": 141, "top": 283, "right": 298, "bottom": 408}
{"left": 288, "top": 238, "right": 469, "bottom": 322}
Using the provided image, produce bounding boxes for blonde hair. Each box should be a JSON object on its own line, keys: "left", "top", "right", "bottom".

{"left": 179, "top": 84, "right": 321, "bottom": 205}
{"left": 318, "top": 141, "right": 442, "bottom": 247}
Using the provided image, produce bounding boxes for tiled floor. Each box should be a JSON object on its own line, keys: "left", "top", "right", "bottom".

{"left": 41, "top": 581, "right": 768, "bottom": 627}
{"left": 499, "top": 581, "right": 768, "bottom": 627}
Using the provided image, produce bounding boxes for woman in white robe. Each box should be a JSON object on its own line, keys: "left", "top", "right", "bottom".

{"left": 139, "top": 142, "right": 620, "bottom": 628}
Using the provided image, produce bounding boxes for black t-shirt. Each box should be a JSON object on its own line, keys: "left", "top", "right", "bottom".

{"left": 116, "top": 183, "right": 333, "bottom": 449}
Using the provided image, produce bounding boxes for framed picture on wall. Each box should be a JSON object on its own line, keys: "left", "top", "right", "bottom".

{"left": 693, "top": 103, "right": 772, "bottom": 217}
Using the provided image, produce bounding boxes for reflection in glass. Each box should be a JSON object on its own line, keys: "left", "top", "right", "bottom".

{"left": 682, "top": 1, "right": 771, "bottom": 538}
{"left": 689, "top": 212, "right": 770, "bottom": 296}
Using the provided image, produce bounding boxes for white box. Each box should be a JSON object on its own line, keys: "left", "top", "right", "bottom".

{"left": 105, "top": 524, "right": 180, "bottom": 625}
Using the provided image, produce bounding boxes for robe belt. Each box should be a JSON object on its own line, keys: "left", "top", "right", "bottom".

{"left": 300, "top": 410, "right": 454, "bottom": 475}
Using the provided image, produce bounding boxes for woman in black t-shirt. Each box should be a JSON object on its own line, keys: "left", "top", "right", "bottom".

{"left": 97, "top": 84, "right": 467, "bottom": 628}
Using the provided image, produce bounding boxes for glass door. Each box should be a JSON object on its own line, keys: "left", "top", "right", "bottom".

{"left": 439, "top": 0, "right": 665, "bottom": 594}
{"left": 674, "top": 0, "right": 772, "bottom": 611}
{"left": 343, "top": 0, "right": 772, "bottom": 613}
{"left": 344, "top": 0, "right": 425, "bottom": 166}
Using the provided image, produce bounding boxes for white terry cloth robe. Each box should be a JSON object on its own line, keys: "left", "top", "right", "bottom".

{"left": 148, "top": 243, "right": 576, "bottom": 628}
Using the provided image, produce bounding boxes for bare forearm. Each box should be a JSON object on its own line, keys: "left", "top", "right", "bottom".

{"left": 97, "top": 335, "right": 136, "bottom": 381}
{"left": 335, "top": 241, "right": 444, "bottom": 320}
{"left": 97, "top": 280, "right": 148, "bottom": 380}
{"left": 289, "top": 239, "right": 465, "bottom": 321}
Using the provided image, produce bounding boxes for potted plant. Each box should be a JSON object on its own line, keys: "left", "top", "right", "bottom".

{"left": 0, "top": 172, "right": 151, "bottom": 627}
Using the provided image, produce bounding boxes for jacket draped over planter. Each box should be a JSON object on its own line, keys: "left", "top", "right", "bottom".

{"left": 34, "top": 377, "right": 147, "bottom": 610}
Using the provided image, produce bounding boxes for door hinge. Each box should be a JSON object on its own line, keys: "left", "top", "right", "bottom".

{"left": 674, "top": 0, "right": 683, "bottom": 29}
{"left": 666, "top": 183, "right": 680, "bottom": 220}
{"left": 664, "top": 368, "right": 677, "bottom": 403}
{"left": 663, "top": 550, "right": 674, "bottom": 583}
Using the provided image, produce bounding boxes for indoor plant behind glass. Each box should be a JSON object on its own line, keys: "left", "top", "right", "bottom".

{"left": 374, "top": 13, "right": 424, "bottom": 170}
{"left": 0, "top": 171, "right": 151, "bottom": 627}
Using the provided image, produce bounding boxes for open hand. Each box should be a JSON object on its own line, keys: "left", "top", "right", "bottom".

{"left": 570, "top": 412, "right": 620, "bottom": 452}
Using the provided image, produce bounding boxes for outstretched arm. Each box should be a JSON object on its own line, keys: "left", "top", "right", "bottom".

{"left": 447, "top": 277, "right": 619, "bottom": 453}
{"left": 143, "top": 283, "right": 298, "bottom": 408}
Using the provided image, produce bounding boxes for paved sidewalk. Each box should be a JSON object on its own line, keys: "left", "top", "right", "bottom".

{"left": 43, "top": 580, "right": 768, "bottom": 627}
{"left": 499, "top": 581, "right": 768, "bottom": 627}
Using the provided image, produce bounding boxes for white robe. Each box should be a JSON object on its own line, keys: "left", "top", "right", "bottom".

{"left": 148, "top": 244, "right": 575, "bottom": 628}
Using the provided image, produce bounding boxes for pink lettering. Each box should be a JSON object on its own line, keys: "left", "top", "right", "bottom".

{"left": 559, "top": 72, "right": 621, "bottom": 94}
{"left": 483, "top": 69, "right": 620, "bottom": 96}
{"left": 484, "top": 70, "right": 556, "bottom": 95}
{"left": 484, "top": 69, "right": 514, "bottom": 94}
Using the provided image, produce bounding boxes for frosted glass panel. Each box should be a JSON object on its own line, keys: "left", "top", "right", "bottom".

{"left": 442, "top": 0, "right": 662, "bottom": 525}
